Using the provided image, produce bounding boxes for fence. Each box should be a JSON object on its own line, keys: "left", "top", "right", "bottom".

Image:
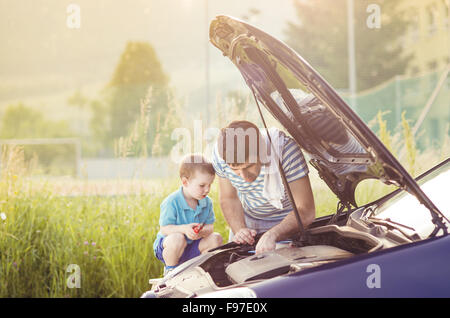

{"left": 340, "top": 65, "right": 450, "bottom": 150}
{"left": 79, "top": 157, "right": 177, "bottom": 179}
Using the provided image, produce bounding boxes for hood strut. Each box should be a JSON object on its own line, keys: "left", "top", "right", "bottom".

{"left": 252, "top": 89, "right": 310, "bottom": 244}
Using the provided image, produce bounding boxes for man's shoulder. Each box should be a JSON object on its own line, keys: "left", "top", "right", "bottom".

{"left": 282, "top": 134, "right": 301, "bottom": 153}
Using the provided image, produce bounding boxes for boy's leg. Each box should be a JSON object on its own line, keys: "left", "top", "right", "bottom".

{"left": 162, "top": 232, "right": 187, "bottom": 266}
{"left": 198, "top": 232, "right": 223, "bottom": 253}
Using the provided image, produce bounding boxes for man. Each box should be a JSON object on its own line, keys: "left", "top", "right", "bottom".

{"left": 211, "top": 120, "right": 316, "bottom": 255}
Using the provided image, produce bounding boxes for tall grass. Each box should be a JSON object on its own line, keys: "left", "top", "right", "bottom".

{"left": 0, "top": 111, "right": 448, "bottom": 297}
{"left": 355, "top": 111, "right": 449, "bottom": 207}
{"left": 0, "top": 146, "right": 229, "bottom": 297}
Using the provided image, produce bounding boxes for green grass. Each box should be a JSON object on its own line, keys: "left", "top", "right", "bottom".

{"left": 0, "top": 170, "right": 398, "bottom": 298}
{"left": 0, "top": 114, "right": 448, "bottom": 297}
{"left": 0, "top": 173, "right": 234, "bottom": 298}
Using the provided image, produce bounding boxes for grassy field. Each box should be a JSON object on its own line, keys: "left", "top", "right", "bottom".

{"left": 0, "top": 168, "right": 414, "bottom": 298}
{"left": 0, "top": 135, "right": 448, "bottom": 297}
{"left": 0, "top": 167, "right": 357, "bottom": 297}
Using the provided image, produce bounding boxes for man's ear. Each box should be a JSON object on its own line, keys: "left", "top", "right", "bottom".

{"left": 181, "top": 176, "right": 189, "bottom": 187}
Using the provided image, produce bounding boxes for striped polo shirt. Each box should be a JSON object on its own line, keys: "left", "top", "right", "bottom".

{"left": 212, "top": 129, "right": 309, "bottom": 221}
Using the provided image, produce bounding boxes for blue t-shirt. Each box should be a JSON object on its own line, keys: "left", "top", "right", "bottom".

{"left": 153, "top": 187, "right": 215, "bottom": 251}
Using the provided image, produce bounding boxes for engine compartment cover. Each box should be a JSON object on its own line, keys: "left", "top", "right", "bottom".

{"left": 225, "top": 245, "right": 353, "bottom": 284}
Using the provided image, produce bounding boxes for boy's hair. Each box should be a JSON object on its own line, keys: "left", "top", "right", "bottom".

{"left": 217, "top": 120, "right": 264, "bottom": 165}
{"left": 179, "top": 154, "right": 215, "bottom": 179}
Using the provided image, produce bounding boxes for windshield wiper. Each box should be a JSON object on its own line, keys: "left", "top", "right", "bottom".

{"left": 366, "top": 216, "right": 421, "bottom": 241}
{"left": 367, "top": 216, "right": 415, "bottom": 231}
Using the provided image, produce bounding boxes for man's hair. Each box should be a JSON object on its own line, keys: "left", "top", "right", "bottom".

{"left": 179, "top": 154, "right": 215, "bottom": 179}
{"left": 217, "top": 120, "right": 264, "bottom": 165}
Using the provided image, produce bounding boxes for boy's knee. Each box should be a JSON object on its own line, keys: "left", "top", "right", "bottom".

{"left": 164, "top": 232, "right": 187, "bottom": 250}
{"left": 198, "top": 232, "right": 223, "bottom": 253}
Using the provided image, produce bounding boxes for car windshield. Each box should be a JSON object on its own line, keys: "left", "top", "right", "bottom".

{"left": 375, "top": 160, "right": 450, "bottom": 238}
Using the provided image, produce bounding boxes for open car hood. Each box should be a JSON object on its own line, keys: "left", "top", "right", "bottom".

{"left": 209, "top": 16, "right": 446, "bottom": 227}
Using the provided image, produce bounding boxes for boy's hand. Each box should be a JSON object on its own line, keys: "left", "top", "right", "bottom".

{"left": 183, "top": 223, "right": 201, "bottom": 240}
{"left": 193, "top": 223, "right": 205, "bottom": 234}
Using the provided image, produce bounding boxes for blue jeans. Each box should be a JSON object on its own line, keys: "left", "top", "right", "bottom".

{"left": 154, "top": 237, "right": 201, "bottom": 266}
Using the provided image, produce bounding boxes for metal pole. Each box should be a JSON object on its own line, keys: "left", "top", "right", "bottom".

{"left": 205, "top": 0, "right": 210, "bottom": 124}
{"left": 347, "top": 0, "right": 358, "bottom": 113}
{"left": 75, "top": 139, "right": 82, "bottom": 178}
{"left": 446, "top": 0, "right": 450, "bottom": 77}
{"left": 395, "top": 75, "right": 401, "bottom": 125}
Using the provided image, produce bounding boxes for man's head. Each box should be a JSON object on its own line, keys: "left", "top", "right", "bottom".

{"left": 217, "top": 120, "right": 266, "bottom": 183}
{"left": 179, "top": 154, "right": 216, "bottom": 201}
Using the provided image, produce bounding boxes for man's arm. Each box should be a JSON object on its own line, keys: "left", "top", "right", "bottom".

{"left": 218, "top": 176, "right": 256, "bottom": 244}
{"left": 256, "top": 175, "right": 316, "bottom": 253}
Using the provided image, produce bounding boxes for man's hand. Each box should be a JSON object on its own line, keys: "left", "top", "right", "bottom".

{"left": 255, "top": 231, "right": 277, "bottom": 254}
{"left": 232, "top": 228, "right": 257, "bottom": 245}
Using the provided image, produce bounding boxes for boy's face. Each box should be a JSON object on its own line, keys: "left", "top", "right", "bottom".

{"left": 182, "top": 171, "right": 215, "bottom": 201}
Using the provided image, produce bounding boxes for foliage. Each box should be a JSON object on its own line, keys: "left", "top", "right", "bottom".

{"left": 401, "top": 111, "right": 417, "bottom": 176}
{"left": 284, "top": 0, "right": 412, "bottom": 91}
{"left": 0, "top": 103, "right": 73, "bottom": 140}
{"left": 86, "top": 99, "right": 110, "bottom": 157}
{"left": 225, "top": 90, "right": 252, "bottom": 116}
{"left": 376, "top": 110, "right": 394, "bottom": 153}
{"left": 114, "top": 88, "right": 152, "bottom": 158}
{"left": 67, "top": 89, "right": 88, "bottom": 109}
{"left": 0, "top": 104, "right": 76, "bottom": 175}
{"left": 0, "top": 150, "right": 227, "bottom": 297}
{"left": 0, "top": 111, "right": 447, "bottom": 297}
{"left": 90, "top": 41, "right": 178, "bottom": 157}
{"left": 115, "top": 86, "right": 182, "bottom": 159}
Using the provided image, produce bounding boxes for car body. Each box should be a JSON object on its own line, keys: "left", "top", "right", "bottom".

{"left": 141, "top": 15, "right": 450, "bottom": 298}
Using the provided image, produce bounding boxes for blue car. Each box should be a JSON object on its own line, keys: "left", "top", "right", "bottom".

{"left": 142, "top": 15, "right": 450, "bottom": 298}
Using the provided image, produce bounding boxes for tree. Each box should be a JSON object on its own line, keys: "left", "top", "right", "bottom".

{"left": 0, "top": 103, "right": 76, "bottom": 175}
{"left": 91, "top": 41, "right": 178, "bottom": 156}
{"left": 67, "top": 89, "right": 88, "bottom": 109}
{"left": 0, "top": 103, "right": 73, "bottom": 139}
{"left": 284, "top": 0, "right": 412, "bottom": 92}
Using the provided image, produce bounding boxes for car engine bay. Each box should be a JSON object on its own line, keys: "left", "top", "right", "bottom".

{"left": 201, "top": 225, "right": 382, "bottom": 287}
{"left": 150, "top": 224, "right": 385, "bottom": 297}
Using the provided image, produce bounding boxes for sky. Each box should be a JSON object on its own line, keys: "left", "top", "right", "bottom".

{"left": 0, "top": 0, "right": 299, "bottom": 114}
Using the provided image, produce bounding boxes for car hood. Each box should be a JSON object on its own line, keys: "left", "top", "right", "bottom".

{"left": 209, "top": 15, "right": 445, "bottom": 223}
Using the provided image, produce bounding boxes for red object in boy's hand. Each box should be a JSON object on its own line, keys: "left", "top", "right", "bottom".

{"left": 193, "top": 223, "right": 205, "bottom": 234}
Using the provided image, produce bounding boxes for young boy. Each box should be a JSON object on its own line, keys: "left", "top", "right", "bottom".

{"left": 153, "top": 154, "right": 223, "bottom": 276}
